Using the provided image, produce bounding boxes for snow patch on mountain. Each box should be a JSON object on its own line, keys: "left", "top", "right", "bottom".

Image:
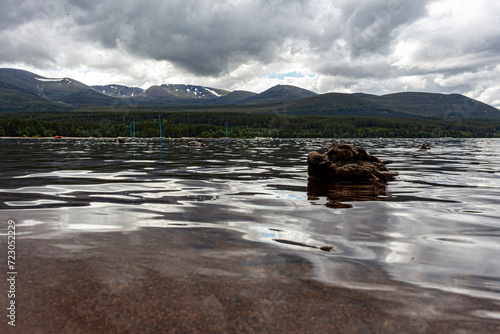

{"left": 36, "top": 77, "right": 64, "bottom": 82}
{"left": 204, "top": 87, "right": 222, "bottom": 97}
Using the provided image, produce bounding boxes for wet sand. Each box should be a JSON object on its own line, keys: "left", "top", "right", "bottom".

{"left": 3, "top": 227, "right": 500, "bottom": 333}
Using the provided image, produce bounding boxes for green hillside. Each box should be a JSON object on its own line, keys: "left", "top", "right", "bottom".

{"left": 0, "top": 88, "right": 72, "bottom": 112}
{"left": 282, "top": 93, "right": 404, "bottom": 116}
{"left": 365, "top": 92, "right": 500, "bottom": 118}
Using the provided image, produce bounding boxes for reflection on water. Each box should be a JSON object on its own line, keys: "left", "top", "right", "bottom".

{"left": 1, "top": 137, "right": 500, "bottom": 329}
{"left": 307, "top": 179, "right": 388, "bottom": 208}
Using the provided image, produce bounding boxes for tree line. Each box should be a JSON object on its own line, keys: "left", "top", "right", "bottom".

{"left": 1, "top": 111, "right": 499, "bottom": 138}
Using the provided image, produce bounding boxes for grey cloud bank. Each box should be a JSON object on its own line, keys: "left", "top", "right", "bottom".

{"left": 1, "top": 0, "right": 499, "bottom": 107}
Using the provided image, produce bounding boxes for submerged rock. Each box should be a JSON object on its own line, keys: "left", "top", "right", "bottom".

{"left": 307, "top": 141, "right": 398, "bottom": 181}
{"left": 418, "top": 143, "right": 431, "bottom": 150}
{"left": 188, "top": 141, "right": 204, "bottom": 147}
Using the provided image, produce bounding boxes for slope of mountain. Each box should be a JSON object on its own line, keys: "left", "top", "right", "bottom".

{"left": 92, "top": 84, "right": 144, "bottom": 97}
{"left": 0, "top": 87, "right": 72, "bottom": 112}
{"left": 238, "top": 84, "right": 317, "bottom": 104}
{"left": 160, "top": 84, "right": 229, "bottom": 99}
{"left": 206, "top": 90, "right": 257, "bottom": 105}
{"left": 139, "top": 84, "right": 229, "bottom": 100}
{"left": 0, "top": 68, "right": 119, "bottom": 108}
{"left": 352, "top": 92, "right": 378, "bottom": 98}
{"left": 283, "top": 93, "right": 404, "bottom": 116}
{"left": 140, "top": 85, "right": 176, "bottom": 98}
{"left": 0, "top": 68, "right": 85, "bottom": 100}
{"left": 128, "top": 84, "right": 231, "bottom": 105}
{"left": 364, "top": 92, "right": 500, "bottom": 118}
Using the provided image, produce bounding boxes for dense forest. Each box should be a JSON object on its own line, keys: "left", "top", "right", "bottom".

{"left": 1, "top": 110, "right": 499, "bottom": 138}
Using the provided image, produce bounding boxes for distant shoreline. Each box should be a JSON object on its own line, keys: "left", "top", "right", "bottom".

{"left": 2, "top": 112, "right": 499, "bottom": 138}
{"left": 0, "top": 136, "right": 273, "bottom": 140}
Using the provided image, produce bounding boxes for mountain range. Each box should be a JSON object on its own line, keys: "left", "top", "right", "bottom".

{"left": 1, "top": 68, "right": 499, "bottom": 118}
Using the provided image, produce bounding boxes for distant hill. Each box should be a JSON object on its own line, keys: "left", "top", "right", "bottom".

{"left": 92, "top": 84, "right": 144, "bottom": 97}
{"left": 139, "top": 84, "right": 229, "bottom": 100}
{"left": 363, "top": 92, "right": 500, "bottom": 118}
{"left": 282, "top": 93, "right": 403, "bottom": 116}
{"left": 1, "top": 68, "right": 500, "bottom": 118}
{"left": 0, "top": 69, "right": 233, "bottom": 110}
{"left": 128, "top": 84, "right": 230, "bottom": 106}
{"left": 0, "top": 68, "right": 86, "bottom": 100}
{"left": 0, "top": 68, "right": 118, "bottom": 109}
{"left": 206, "top": 90, "right": 257, "bottom": 105}
{"left": 238, "top": 84, "right": 317, "bottom": 104}
{"left": 352, "top": 92, "right": 378, "bottom": 98}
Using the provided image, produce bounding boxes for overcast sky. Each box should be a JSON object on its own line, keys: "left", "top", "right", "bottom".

{"left": 2, "top": 0, "right": 500, "bottom": 106}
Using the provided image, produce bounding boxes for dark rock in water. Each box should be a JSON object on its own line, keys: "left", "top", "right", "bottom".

{"left": 419, "top": 143, "right": 431, "bottom": 150}
{"left": 307, "top": 141, "right": 398, "bottom": 181}
{"left": 117, "top": 138, "right": 127, "bottom": 143}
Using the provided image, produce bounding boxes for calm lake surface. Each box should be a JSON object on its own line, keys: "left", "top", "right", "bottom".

{"left": 1, "top": 137, "right": 500, "bottom": 332}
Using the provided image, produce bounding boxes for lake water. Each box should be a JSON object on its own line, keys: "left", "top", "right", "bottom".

{"left": 1, "top": 137, "right": 500, "bottom": 332}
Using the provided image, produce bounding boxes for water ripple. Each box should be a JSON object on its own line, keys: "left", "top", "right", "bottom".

{"left": 1, "top": 137, "right": 500, "bottom": 321}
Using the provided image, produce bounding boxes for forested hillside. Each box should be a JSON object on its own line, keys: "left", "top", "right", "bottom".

{"left": 1, "top": 111, "right": 498, "bottom": 138}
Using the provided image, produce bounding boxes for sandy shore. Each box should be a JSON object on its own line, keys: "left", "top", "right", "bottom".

{"left": 2, "top": 227, "right": 500, "bottom": 333}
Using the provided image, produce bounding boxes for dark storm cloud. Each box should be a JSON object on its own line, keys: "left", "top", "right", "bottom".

{"left": 1, "top": 0, "right": 432, "bottom": 75}
{"left": 0, "top": 0, "right": 70, "bottom": 65}
{"left": 57, "top": 0, "right": 430, "bottom": 76}
{"left": 63, "top": 0, "right": 321, "bottom": 76}
{"left": 0, "top": 0, "right": 40, "bottom": 29}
